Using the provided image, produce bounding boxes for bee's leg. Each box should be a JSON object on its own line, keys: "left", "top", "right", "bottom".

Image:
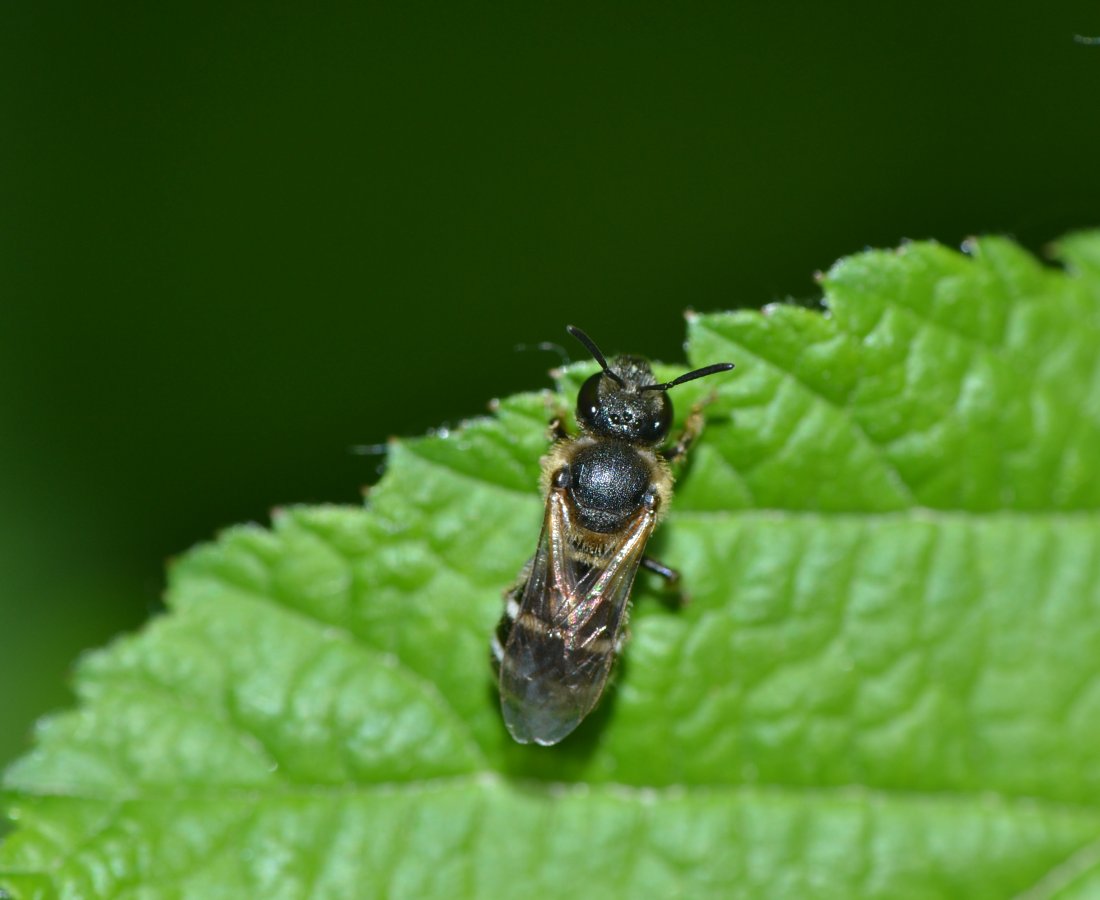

{"left": 663, "top": 400, "right": 708, "bottom": 462}
{"left": 542, "top": 392, "right": 572, "bottom": 441}
{"left": 547, "top": 415, "right": 570, "bottom": 442}
{"left": 642, "top": 556, "right": 690, "bottom": 607}
{"left": 642, "top": 555, "right": 680, "bottom": 585}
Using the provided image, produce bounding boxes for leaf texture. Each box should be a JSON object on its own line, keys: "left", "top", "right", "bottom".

{"left": 3, "top": 234, "right": 1100, "bottom": 898}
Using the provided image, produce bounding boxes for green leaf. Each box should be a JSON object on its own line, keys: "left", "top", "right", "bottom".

{"left": 5, "top": 234, "right": 1100, "bottom": 898}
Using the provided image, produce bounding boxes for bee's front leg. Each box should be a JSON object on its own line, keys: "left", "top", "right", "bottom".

{"left": 547, "top": 416, "right": 570, "bottom": 442}
{"left": 543, "top": 394, "right": 573, "bottom": 442}
{"left": 539, "top": 389, "right": 573, "bottom": 442}
{"left": 664, "top": 392, "right": 720, "bottom": 462}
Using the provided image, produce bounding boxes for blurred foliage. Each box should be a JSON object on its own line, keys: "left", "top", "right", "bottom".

{"left": 2, "top": 1, "right": 1099, "bottom": 777}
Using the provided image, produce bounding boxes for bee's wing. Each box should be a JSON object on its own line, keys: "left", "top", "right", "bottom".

{"left": 499, "top": 490, "right": 657, "bottom": 745}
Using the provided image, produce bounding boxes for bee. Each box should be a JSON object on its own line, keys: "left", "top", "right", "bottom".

{"left": 492, "top": 325, "right": 734, "bottom": 745}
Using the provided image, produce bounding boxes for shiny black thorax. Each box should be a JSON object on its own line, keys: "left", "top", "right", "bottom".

{"left": 559, "top": 439, "right": 653, "bottom": 533}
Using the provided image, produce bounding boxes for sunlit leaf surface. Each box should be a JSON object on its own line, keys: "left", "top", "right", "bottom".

{"left": 4, "top": 234, "right": 1100, "bottom": 898}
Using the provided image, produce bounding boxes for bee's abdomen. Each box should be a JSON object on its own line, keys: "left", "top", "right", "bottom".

{"left": 495, "top": 587, "right": 621, "bottom": 745}
{"left": 489, "top": 589, "right": 522, "bottom": 676}
{"left": 498, "top": 621, "right": 618, "bottom": 745}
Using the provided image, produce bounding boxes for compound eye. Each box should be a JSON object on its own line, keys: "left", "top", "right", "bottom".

{"left": 576, "top": 372, "right": 603, "bottom": 429}
{"left": 645, "top": 393, "right": 673, "bottom": 444}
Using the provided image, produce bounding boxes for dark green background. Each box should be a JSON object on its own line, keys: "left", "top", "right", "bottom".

{"left": 2, "top": 3, "right": 1098, "bottom": 771}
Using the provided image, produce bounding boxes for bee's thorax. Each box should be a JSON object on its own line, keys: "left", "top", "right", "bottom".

{"left": 567, "top": 441, "right": 651, "bottom": 533}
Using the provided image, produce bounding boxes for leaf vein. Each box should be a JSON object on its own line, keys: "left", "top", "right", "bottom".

{"left": 696, "top": 319, "right": 918, "bottom": 506}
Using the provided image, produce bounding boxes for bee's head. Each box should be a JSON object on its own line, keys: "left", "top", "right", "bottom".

{"left": 567, "top": 325, "right": 734, "bottom": 446}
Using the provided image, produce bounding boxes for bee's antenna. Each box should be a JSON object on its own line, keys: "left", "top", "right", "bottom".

{"left": 640, "top": 362, "right": 735, "bottom": 392}
{"left": 514, "top": 340, "right": 571, "bottom": 366}
{"left": 566, "top": 325, "right": 625, "bottom": 387}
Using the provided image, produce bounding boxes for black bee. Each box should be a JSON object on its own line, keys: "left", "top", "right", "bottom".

{"left": 492, "top": 325, "right": 734, "bottom": 745}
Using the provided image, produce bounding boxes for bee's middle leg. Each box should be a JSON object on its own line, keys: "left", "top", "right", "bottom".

{"left": 642, "top": 555, "right": 690, "bottom": 607}
{"left": 642, "top": 555, "right": 680, "bottom": 585}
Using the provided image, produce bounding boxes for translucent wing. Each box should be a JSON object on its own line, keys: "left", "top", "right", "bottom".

{"left": 498, "top": 489, "right": 657, "bottom": 745}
